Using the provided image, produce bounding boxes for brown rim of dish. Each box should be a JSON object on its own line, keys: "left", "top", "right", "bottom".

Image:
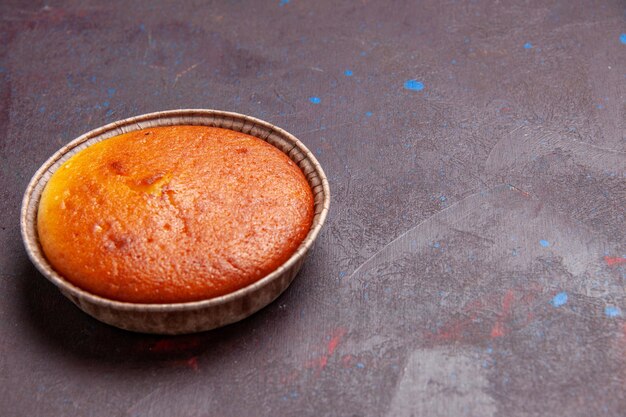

{"left": 21, "top": 109, "right": 330, "bottom": 311}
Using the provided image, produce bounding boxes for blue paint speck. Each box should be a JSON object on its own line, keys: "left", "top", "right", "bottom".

{"left": 439, "top": 195, "right": 447, "bottom": 202}
{"left": 360, "top": 51, "right": 367, "bottom": 57}
{"left": 524, "top": 42, "right": 533, "bottom": 49}
{"left": 105, "top": 109, "right": 114, "bottom": 117}
{"left": 620, "top": 33, "right": 626, "bottom": 45}
{"left": 309, "top": 96, "right": 321, "bottom": 104}
{"left": 107, "top": 87, "right": 116, "bottom": 98}
{"left": 404, "top": 79, "right": 424, "bottom": 91}
{"left": 39, "top": 106, "right": 46, "bottom": 113}
{"left": 551, "top": 292, "right": 568, "bottom": 307}
{"left": 433, "top": 242, "right": 441, "bottom": 248}
{"left": 344, "top": 69, "right": 353, "bottom": 76}
{"left": 339, "top": 271, "right": 346, "bottom": 278}
{"left": 139, "top": 23, "right": 145, "bottom": 32}
{"left": 365, "top": 111, "right": 373, "bottom": 117}
{"left": 279, "top": 0, "right": 289, "bottom": 5}
{"left": 451, "top": 59, "right": 457, "bottom": 65}
{"left": 102, "top": 101, "right": 110, "bottom": 108}
{"left": 539, "top": 239, "right": 550, "bottom": 248}
{"left": 356, "top": 362, "right": 365, "bottom": 369}
{"left": 512, "top": 248, "right": 518, "bottom": 256}
{"left": 605, "top": 306, "right": 621, "bottom": 317}
{"left": 90, "top": 75, "right": 96, "bottom": 83}
{"left": 0, "top": 67, "right": 6, "bottom": 73}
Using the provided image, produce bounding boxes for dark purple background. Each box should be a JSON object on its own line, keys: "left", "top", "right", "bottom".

{"left": 1, "top": 1, "right": 625, "bottom": 416}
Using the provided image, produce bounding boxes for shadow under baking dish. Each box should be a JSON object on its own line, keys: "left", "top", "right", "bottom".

{"left": 20, "top": 109, "right": 330, "bottom": 335}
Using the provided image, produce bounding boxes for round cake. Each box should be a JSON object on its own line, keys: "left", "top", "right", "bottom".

{"left": 37, "top": 125, "right": 314, "bottom": 303}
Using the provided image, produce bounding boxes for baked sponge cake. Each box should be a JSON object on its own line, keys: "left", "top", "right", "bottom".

{"left": 37, "top": 126, "right": 314, "bottom": 303}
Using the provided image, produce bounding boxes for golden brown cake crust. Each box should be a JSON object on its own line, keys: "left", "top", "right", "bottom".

{"left": 37, "top": 126, "right": 314, "bottom": 303}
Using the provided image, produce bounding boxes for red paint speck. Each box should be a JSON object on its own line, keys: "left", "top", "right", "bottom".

{"left": 150, "top": 337, "right": 202, "bottom": 353}
{"left": 490, "top": 322, "right": 505, "bottom": 338}
{"left": 428, "top": 286, "right": 542, "bottom": 343}
{"left": 433, "top": 316, "right": 472, "bottom": 342}
{"left": 431, "top": 299, "right": 483, "bottom": 342}
{"left": 186, "top": 356, "right": 199, "bottom": 371}
{"left": 490, "top": 290, "right": 515, "bottom": 339}
{"left": 318, "top": 356, "right": 328, "bottom": 368}
{"left": 341, "top": 354, "right": 355, "bottom": 367}
{"left": 304, "top": 327, "right": 348, "bottom": 372}
{"left": 491, "top": 290, "right": 515, "bottom": 338}
{"left": 501, "top": 290, "right": 515, "bottom": 314}
{"left": 328, "top": 327, "right": 347, "bottom": 356}
{"left": 604, "top": 256, "right": 626, "bottom": 267}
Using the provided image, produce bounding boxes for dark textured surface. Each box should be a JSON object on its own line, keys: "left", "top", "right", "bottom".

{"left": 1, "top": 1, "right": 625, "bottom": 416}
